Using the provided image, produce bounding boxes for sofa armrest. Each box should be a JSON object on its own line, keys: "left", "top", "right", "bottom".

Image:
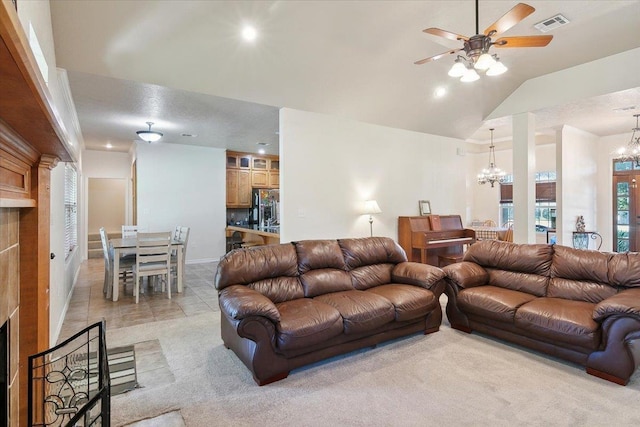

{"left": 594, "top": 288, "right": 640, "bottom": 322}
{"left": 391, "top": 262, "right": 445, "bottom": 290}
{"left": 219, "top": 285, "right": 281, "bottom": 323}
{"left": 442, "top": 262, "right": 489, "bottom": 289}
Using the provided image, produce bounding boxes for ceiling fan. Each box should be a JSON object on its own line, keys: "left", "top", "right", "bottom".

{"left": 415, "top": 1, "right": 553, "bottom": 80}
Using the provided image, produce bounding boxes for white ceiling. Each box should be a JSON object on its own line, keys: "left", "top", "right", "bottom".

{"left": 49, "top": 1, "right": 640, "bottom": 153}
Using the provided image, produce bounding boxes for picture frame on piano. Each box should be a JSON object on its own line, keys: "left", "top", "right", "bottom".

{"left": 419, "top": 200, "right": 431, "bottom": 216}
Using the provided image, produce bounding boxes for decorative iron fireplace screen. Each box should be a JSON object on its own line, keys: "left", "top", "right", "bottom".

{"left": 28, "top": 321, "right": 110, "bottom": 426}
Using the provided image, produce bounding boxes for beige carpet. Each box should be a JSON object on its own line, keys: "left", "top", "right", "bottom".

{"left": 108, "top": 301, "right": 640, "bottom": 426}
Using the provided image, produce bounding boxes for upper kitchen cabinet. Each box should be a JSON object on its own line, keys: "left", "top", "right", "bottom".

{"left": 226, "top": 152, "right": 251, "bottom": 169}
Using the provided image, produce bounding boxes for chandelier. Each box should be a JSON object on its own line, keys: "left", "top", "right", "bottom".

{"left": 477, "top": 128, "right": 506, "bottom": 187}
{"left": 136, "top": 121, "right": 163, "bottom": 143}
{"left": 614, "top": 114, "right": 640, "bottom": 167}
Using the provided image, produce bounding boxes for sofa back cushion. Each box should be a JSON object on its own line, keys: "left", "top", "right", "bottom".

{"left": 339, "top": 237, "right": 407, "bottom": 290}
{"left": 608, "top": 252, "right": 640, "bottom": 288}
{"left": 215, "top": 244, "right": 303, "bottom": 302}
{"left": 295, "top": 240, "right": 353, "bottom": 297}
{"left": 486, "top": 269, "right": 549, "bottom": 297}
{"left": 549, "top": 245, "right": 615, "bottom": 302}
{"left": 464, "top": 240, "right": 553, "bottom": 276}
{"left": 464, "top": 241, "right": 553, "bottom": 296}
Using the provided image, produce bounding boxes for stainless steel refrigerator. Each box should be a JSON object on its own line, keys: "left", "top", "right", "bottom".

{"left": 250, "top": 189, "right": 279, "bottom": 227}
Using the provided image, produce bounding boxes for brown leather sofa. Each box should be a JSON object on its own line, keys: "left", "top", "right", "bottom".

{"left": 444, "top": 240, "right": 640, "bottom": 385}
{"left": 215, "top": 237, "right": 446, "bottom": 385}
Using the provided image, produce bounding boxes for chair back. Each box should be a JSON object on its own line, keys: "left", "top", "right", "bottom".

{"left": 136, "top": 232, "right": 172, "bottom": 268}
{"left": 173, "top": 226, "right": 190, "bottom": 257}
{"left": 122, "top": 225, "right": 147, "bottom": 238}
{"left": 99, "top": 228, "right": 112, "bottom": 272}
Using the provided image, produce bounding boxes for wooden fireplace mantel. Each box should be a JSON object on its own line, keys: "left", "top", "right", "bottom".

{"left": 0, "top": 0, "right": 73, "bottom": 423}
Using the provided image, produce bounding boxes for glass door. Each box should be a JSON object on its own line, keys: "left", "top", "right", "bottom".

{"left": 613, "top": 173, "right": 640, "bottom": 252}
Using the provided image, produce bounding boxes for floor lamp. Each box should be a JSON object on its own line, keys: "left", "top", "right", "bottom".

{"left": 363, "top": 200, "right": 382, "bottom": 237}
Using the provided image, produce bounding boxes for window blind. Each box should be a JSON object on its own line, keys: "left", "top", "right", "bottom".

{"left": 64, "top": 163, "right": 78, "bottom": 259}
{"left": 500, "top": 182, "right": 556, "bottom": 204}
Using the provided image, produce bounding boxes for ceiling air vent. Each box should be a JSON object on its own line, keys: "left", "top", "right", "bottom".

{"left": 534, "top": 14, "right": 570, "bottom": 33}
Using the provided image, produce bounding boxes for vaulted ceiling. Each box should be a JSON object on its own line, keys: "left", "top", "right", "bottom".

{"left": 49, "top": 1, "right": 640, "bottom": 153}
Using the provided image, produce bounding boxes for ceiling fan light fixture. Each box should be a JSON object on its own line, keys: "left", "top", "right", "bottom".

{"left": 474, "top": 52, "right": 495, "bottom": 70}
{"left": 136, "top": 121, "right": 163, "bottom": 143}
{"left": 448, "top": 58, "right": 467, "bottom": 77}
{"left": 460, "top": 67, "right": 480, "bottom": 82}
{"left": 486, "top": 56, "right": 508, "bottom": 76}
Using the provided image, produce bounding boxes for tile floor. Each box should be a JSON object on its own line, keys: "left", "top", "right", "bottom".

{"left": 58, "top": 258, "right": 219, "bottom": 343}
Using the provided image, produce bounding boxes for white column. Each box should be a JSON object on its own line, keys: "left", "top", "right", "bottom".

{"left": 512, "top": 113, "right": 536, "bottom": 243}
{"left": 555, "top": 128, "right": 564, "bottom": 246}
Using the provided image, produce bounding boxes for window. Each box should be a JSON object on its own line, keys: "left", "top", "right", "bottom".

{"left": 499, "top": 172, "right": 556, "bottom": 230}
{"left": 64, "top": 163, "right": 78, "bottom": 259}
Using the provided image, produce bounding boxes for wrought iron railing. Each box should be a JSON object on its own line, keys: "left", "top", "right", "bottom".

{"left": 28, "top": 321, "right": 110, "bottom": 426}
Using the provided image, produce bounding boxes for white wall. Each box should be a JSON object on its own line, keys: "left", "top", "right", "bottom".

{"left": 557, "top": 126, "right": 598, "bottom": 246}
{"left": 136, "top": 142, "right": 226, "bottom": 262}
{"left": 279, "top": 108, "right": 467, "bottom": 242}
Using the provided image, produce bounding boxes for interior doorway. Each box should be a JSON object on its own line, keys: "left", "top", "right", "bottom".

{"left": 612, "top": 163, "right": 640, "bottom": 252}
{"left": 88, "top": 178, "right": 127, "bottom": 245}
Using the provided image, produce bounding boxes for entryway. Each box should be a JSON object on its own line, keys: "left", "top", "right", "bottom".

{"left": 88, "top": 178, "right": 127, "bottom": 258}
{"left": 613, "top": 163, "right": 640, "bottom": 252}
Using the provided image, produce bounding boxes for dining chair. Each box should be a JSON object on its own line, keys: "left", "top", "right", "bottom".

{"left": 122, "top": 225, "right": 147, "bottom": 238}
{"left": 171, "top": 226, "right": 190, "bottom": 288}
{"left": 99, "top": 227, "right": 135, "bottom": 299}
{"left": 483, "top": 219, "right": 497, "bottom": 227}
{"left": 132, "top": 232, "right": 172, "bottom": 303}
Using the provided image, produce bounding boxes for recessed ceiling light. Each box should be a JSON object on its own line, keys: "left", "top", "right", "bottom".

{"left": 256, "top": 142, "right": 270, "bottom": 146}
{"left": 106, "top": 143, "right": 113, "bottom": 149}
{"left": 242, "top": 25, "right": 257, "bottom": 41}
{"left": 434, "top": 87, "right": 447, "bottom": 98}
{"left": 181, "top": 133, "right": 198, "bottom": 137}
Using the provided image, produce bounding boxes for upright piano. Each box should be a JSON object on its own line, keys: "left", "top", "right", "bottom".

{"left": 398, "top": 215, "right": 476, "bottom": 266}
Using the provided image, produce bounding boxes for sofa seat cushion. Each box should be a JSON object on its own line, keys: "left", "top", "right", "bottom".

{"left": 458, "top": 286, "right": 537, "bottom": 323}
{"left": 275, "top": 299, "right": 343, "bottom": 351}
{"left": 514, "top": 298, "right": 600, "bottom": 350}
{"left": 315, "top": 290, "right": 396, "bottom": 335}
{"left": 366, "top": 284, "right": 437, "bottom": 322}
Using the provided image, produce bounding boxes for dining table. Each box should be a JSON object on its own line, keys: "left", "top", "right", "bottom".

{"left": 110, "top": 237, "right": 185, "bottom": 302}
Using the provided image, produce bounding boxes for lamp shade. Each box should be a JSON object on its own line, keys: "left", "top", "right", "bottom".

{"left": 460, "top": 67, "right": 480, "bottom": 82}
{"left": 363, "top": 200, "right": 382, "bottom": 215}
{"left": 136, "top": 122, "right": 163, "bottom": 142}
{"left": 474, "top": 52, "right": 495, "bottom": 70}
{"left": 448, "top": 60, "right": 466, "bottom": 77}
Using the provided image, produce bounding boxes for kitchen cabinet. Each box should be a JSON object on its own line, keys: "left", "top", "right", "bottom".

{"left": 226, "top": 169, "right": 251, "bottom": 208}
{"left": 269, "top": 171, "right": 279, "bottom": 188}
{"left": 251, "top": 170, "right": 269, "bottom": 188}
{"left": 226, "top": 150, "right": 279, "bottom": 207}
{"left": 227, "top": 152, "right": 251, "bottom": 169}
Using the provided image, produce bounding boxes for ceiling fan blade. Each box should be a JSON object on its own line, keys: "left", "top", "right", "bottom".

{"left": 414, "top": 49, "right": 461, "bottom": 65}
{"left": 423, "top": 28, "right": 469, "bottom": 42}
{"left": 494, "top": 35, "right": 553, "bottom": 48}
{"left": 484, "top": 3, "right": 535, "bottom": 36}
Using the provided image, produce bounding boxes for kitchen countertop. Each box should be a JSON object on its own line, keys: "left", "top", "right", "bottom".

{"left": 226, "top": 224, "right": 280, "bottom": 237}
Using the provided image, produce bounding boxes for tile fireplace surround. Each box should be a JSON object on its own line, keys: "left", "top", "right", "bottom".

{"left": 0, "top": 207, "right": 20, "bottom": 423}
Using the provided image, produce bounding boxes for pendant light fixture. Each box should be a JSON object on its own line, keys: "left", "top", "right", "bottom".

{"left": 477, "top": 128, "right": 506, "bottom": 187}
{"left": 136, "top": 121, "right": 163, "bottom": 143}
{"left": 614, "top": 114, "right": 640, "bottom": 167}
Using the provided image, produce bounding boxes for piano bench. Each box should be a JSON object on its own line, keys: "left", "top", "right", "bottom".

{"left": 438, "top": 254, "right": 463, "bottom": 267}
